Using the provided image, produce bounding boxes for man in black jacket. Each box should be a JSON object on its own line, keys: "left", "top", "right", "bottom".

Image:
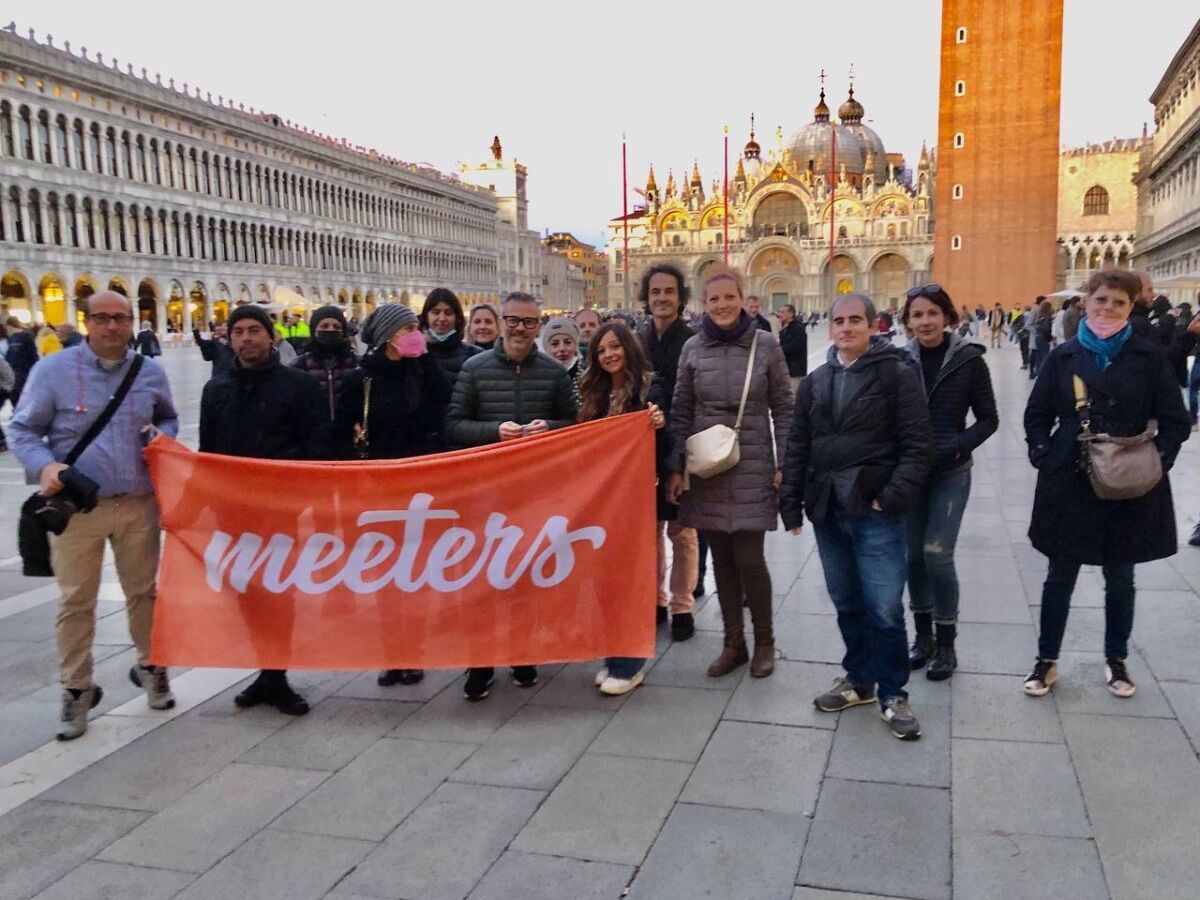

{"left": 775, "top": 304, "right": 808, "bottom": 391}
{"left": 746, "top": 295, "right": 773, "bottom": 332}
{"left": 193, "top": 322, "right": 235, "bottom": 378}
{"left": 445, "top": 292, "right": 577, "bottom": 701}
{"left": 637, "top": 264, "right": 699, "bottom": 639}
{"left": 780, "top": 293, "right": 932, "bottom": 741}
{"left": 199, "top": 304, "right": 329, "bottom": 715}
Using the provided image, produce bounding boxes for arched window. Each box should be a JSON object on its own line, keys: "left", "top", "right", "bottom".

{"left": 1083, "top": 185, "right": 1109, "bottom": 216}
{"left": 73, "top": 119, "right": 86, "bottom": 170}
{"left": 0, "top": 102, "right": 13, "bottom": 156}
{"left": 55, "top": 115, "right": 69, "bottom": 166}
{"left": 18, "top": 106, "right": 33, "bottom": 159}
{"left": 953, "top": 132, "right": 965, "bottom": 149}
{"left": 951, "top": 234, "right": 963, "bottom": 251}
{"left": 954, "top": 80, "right": 966, "bottom": 97}
{"left": 952, "top": 183, "right": 964, "bottom": 200}
{"left": 135, "top": 136, "right": 147, "bottom": 181}
{"left": 956, "top": 26, "right": 967, "bottom": 43}
{"left": 105, "top": 128, "right": 118, "bottom": 175}
{"left": 36, "top": 110, "right": 51, "bottom": 163}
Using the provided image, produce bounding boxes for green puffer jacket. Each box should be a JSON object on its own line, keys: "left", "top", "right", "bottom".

{"left": 445, "top": 341, "right": 579, "bottom": 446}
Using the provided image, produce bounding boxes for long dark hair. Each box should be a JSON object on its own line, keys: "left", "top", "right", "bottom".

{"left": 420, "top": 287, "right": 466, "bottom": 335}
{"left": 578, "top": 323, "right": 652, "bottom": 422}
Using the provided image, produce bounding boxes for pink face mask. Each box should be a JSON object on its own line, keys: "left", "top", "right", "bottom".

{"left": 1086, "top": 315, "right": 1127, "bottom": 340}
{"left": 391, "top": 330, "right": 427, "bottom": 357}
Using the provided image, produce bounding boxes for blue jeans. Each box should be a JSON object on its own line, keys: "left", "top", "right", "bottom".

{"left": 813, "top": 510, "right": 910, "bottom": 703}
{"left": 907, "top": 469, "right": 971, "bottom": 625}
{"left": 605, "top": 656, "right": 645, "bottom": 678}
{"left": 1038, "top": 557, "right": 1135, "bottom": 659}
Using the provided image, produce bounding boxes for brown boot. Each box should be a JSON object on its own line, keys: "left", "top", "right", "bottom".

{"left": 750, "top": 627, "right": 775, "bottom": 678}
{"left": 707, "top": 632, "right": 748, "bottom": 678}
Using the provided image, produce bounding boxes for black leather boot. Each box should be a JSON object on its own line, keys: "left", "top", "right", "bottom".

{"left": 926, "top": 624, "right": 957, "bottom": 681}
{"left": 909, "top": 613, "right": 934, "bottom": 670}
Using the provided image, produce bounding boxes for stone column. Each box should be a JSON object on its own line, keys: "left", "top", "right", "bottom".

{"left": 18, "top": 195, "right": 31, "bottom": 244}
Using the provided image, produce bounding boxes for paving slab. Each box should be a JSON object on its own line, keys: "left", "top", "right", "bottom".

{"left": 336, "top": 666, "right": 460, "bottom": 703}
{"left": 511, "top": 752, "right": 690, "bottom": 865}
{"left": 954, "top": 622, "right": 1038, "bottom": 675}
{"left": 951, "top": 672, "right": 1064, "bottom": 743}
{"left": 31, "top": 860, "right": 196, "bottom": 900}
{"left": 451, "top": 704, "right": 610, "bottom": 790}
{"left": 826, "top": 701, "right": 950, "bottom": 788}
{"left": 0, "top": 800, "right": 147, "bottom": 900}
{"left": 273, "top": 737, "right": 475, "bottom": 841}
{"left": 793, "top": 890, "right": 908, "bottom": 900}
{"left": 779, "top": 577, "right": 835, "bottom": 616}
{"left": 642, "top": 630, "right": 746, "bottom": 690}
{"left": 952, "top": 833, "right": 1109, "bottom": 900}
{"left": 799, "top": 778, "right": 950, "bottom": 900}
{"left": 0, "top": 700, "right": 59, "bottom": 767}
{"left": 239, "top": 697, "right": 421, "bottom": 770}
{"left": 774, "top": 612, "right": 847, "bottom": 665}
{"left": 724, "top": 659, "right": 840, "bottom": 729}
{"left": 588, "top": 684, "right": 728, "bottom": 762}
{"left": 41, "top": 717, "right": 275, "bottom": 811}
{"left": 1049, "top": 650, "right": 1173, "bottom": 718}
{"left": 466, "top": 850, "right": 633, "bottom": 900}
{"left": 630, "top": 802, "right": 808, "bottom": 900}
{"left": 1130, "top": 590, "right": 1200, "bottom": 682}
{"left": 527, "top": 662, "right": 635, "bottom": 711}
{"left": 1161, "top": 681, "right": 1200, "bottom": 754}
{"left": 390, "top": 674, "right": 542, "bottom": 745}
{"left": 342, "top": 782, "right": 545, "bottom": 900}
{"left": 680, "top": 720, "right": 831, "bottom": 814}
{"left": 98, "top": 762, "right": 329, "bottom": 872}
{"left": 1064, "top": 713, "right": 1200, "bottom": 900}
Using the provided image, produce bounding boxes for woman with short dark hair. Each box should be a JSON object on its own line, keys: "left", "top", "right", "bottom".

{"left": 1023, "top": 269, "right": 1190, "bottom": 698}
{"left": 899, "top": 285, "right": 998, "bottom": 680}
{"left": 421, "top": 288, "right": 480, "bottom": 381}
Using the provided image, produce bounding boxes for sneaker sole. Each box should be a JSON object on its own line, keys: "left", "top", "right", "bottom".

{"left": 814, "top": 694, "right": 876, "bottom": 713}
{"left": 600, "top": 672, "right": 644, "bottom": 695}
{"left": 1106, "top": 683, "right": 1136, "bottom": 698}
{"left": 1023, "top": 681, "right": 1053, "bottom": 697}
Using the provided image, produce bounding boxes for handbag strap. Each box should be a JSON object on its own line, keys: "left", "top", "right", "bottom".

{"left": 65, "top": 355, "right": 144, "bottom": 467}
{"left": 1072, "top": 374, "right": 1093, "bottom": 434}
{"left": 360, "top": 377, "right": 372, "bottom": 446}
{"left": 733, "top": 330, "right": 760, "bottom": 432}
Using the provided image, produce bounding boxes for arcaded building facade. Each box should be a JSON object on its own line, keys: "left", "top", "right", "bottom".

{"left": 0, "top": 25, "right": 500, "bottom": 331}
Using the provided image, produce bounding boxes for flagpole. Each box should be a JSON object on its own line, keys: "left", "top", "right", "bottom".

{"left": 622, "top": 133, "right": 630, "bottom": 308}
{"left": 723, "top": 125, "right": 729, "bottom": 265}
{"left": 829, "top": 115, "right": 836, "bottom": 287}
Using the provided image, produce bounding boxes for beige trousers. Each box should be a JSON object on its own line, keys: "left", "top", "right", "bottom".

{"left": 50, "top": 494, "right": 161, "bottom": 691}
{"left": 657, "top": 520, "right": 698, "bottom": 614}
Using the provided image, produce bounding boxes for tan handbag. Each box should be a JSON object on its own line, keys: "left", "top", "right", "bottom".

{"left": 352, "top": 377, "right": 372, "bottom": 459}
{"left": 685, "top": 330, "right": 759, "bottom": 481}
{"left": 1072, "top": 375, "right": 1162, "bottom": 500}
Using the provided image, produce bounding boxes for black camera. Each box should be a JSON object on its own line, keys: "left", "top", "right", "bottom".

{"left": 31, "top": 467, "right": 100, "bottom": 535}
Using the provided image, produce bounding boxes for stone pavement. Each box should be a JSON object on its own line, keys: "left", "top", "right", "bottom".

{"left": 1, "top": 338, "right": 1200, "bottom": 900}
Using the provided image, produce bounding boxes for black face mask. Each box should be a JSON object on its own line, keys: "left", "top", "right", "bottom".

{"left": 314, "top": 331, "right": 346, "bottom": 350}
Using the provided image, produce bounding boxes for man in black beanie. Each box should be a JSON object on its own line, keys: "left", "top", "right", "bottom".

{"left": 199, "top": 304, "right": 330, "bottom": 715}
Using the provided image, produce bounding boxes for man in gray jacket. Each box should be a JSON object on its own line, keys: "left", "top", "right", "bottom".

{"left": 445, "top": 292, "right": 578, "bottom": 701}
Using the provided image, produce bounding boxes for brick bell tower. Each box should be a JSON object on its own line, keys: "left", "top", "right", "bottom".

{"left": 932, "top": 0, "right": 1064, "bottom": 308}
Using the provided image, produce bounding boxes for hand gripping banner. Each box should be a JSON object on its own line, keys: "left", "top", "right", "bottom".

{"left": 146, "top": 412, "right": 657, "bottom": 670}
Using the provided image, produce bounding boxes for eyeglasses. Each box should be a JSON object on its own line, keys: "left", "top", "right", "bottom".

{"left": 87, "top": 313, "right": 134, "bottom": 327}
{"left": 905, "top": 283, "right": 945, "bottom": 301}
{"left": 502, "top": 316, "right": 540, "bottom": 330}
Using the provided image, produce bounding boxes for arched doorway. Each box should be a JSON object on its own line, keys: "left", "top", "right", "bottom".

{"left": 213, "top": 283, "right": 230, "bottom": 324}
{"left": 749, "top": 246, "right": 802, "bottom": 310}
{"left": 107, "top": 276, "right": 129, "bottom": 297}
{"left": 167, "top": 281, "right": 185, "bottom": 333}
{"left": 823, "top": 255, "right": 859, "bottom": 298}
{"left": 870, "top": 253, "right": 912, "bottom": 308}
{"left": 1, "top": 270, "right": 32, "bottom": 323}
{"left": 137, "top": 278, "right": 158, "bottom": 330}
{"left": 751, "top": 191, "right": 809, "bottom": 239}
{"left": 189, "top": 282, "right": 207, "bottom": 331}
{"left": 39, "top": 273, "right": 67, "bottom": 325}
{"left": 74, "top": 275, "right": 97, "bottom": 328}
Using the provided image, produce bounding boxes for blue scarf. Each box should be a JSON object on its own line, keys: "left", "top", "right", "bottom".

{"left": 1076, "top": 318, "right": 1132, "bottom": 371}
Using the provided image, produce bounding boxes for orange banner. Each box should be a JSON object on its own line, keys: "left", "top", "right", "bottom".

{"left": 146, "top": 413, "right": 657, "bottom": 670}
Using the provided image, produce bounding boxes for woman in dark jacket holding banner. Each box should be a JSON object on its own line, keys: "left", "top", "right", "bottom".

{"left": 335, "top": 303, "right": 451, "bottom": 688}
{"left": 1023, "top": 269, "right": 1189, "bottom": 699}
{"left": 665, "top": 267, "right": 793, "bottom": 680}
{"left": 578, "top": 322, "right": 668, "bottom": 695}
{"left": 899, "top": 286, "right": 998, "bottom": 681}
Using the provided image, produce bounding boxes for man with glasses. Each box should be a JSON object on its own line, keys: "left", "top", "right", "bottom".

{"left": 10, "top": 291, "right": 179, "bottom": 740}
{"left": 446, "top": 292, "right": 578, "bottom": 701}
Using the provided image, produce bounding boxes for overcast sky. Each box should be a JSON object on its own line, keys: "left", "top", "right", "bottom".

{"left": 12, "top": 1, "right": 1197, "bottom": 247}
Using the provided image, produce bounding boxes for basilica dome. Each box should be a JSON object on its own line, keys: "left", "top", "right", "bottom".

{"left": 837, "top": 86, "right": 888, "bottom": 182}
{"left": 787, "top": 89, "right": 864, "bottom": 178}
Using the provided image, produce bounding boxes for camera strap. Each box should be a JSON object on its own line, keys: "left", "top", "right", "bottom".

{"left": 65, "top": 355, "right": 145, "bottom": 467}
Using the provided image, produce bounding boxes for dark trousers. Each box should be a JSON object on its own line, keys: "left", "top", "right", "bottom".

{"left": 813, "top": 510, "right": 910, "bottom": 703}
{"left": 703, "top": 530, "right": 772, "bottom": 636}
{"left": 696, "top": 533, "right": 709, "bottom": 582}
{"left": 1037, "top": 557, "right": 1135, "bottom": 660}
{"left": 1018, "top": 334, "right": 1030, "bottom": 367}
{"left": 907, "top": 470, "right": 971, "bottom": 625}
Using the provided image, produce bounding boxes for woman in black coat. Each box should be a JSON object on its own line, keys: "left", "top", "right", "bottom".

{"left": 1029, "top": 299, "right": 1053, "bottom": 379}
{"left": 1023, "top": 270, "right": 1190, "bottom": 700}
{"left": 899, "top": 286, "right": 998, "bottom": 681}
{"left": 421, "top": 288, "right": 480, "bottom": 383}
{"left": 334, "top": 304, "right": 452, "bottom": 688}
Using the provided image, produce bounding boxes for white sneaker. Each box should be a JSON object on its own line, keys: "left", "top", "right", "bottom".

{"left": 594, "top": 668, "right": 609, "bottom": 687}
{"left": 599, "top": 672, "right": 644, "bottom": 695}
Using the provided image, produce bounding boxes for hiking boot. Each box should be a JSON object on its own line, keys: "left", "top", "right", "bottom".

{"left": 656, "top": 605, "right": 669, "bottom": 625}
{"left": 706, "top": 633, "right": 748, "bottom": 677}
{"left": 464, "top": 668, "right": 495, "bottom": 702}
{"left": 926, "top": 624, "right": 957, "bottom": 682}
{"left": 881, "top": 697, "right": 922, "bottom": 740}
{"left": 599, "top": 671, "right": 644, "bottom": 695}
{"left": 129, "top": 664, "right": 175, "bottom": 710}
{"left": 57, "top": 685, "right": 103, "bottom": 741}
{"left": 377, "top": 668, "right": 424, "bottom": 686}
{"left": 670, "top": 613, "right": 695, "bottom": 642}
{"left": 261, "top": 671, "right": 309, "bottom": 715}
{"left": 750, "top": 627, "right": 775, "bottom": 678}
{"left": 512, "top": 665, "right": 539, "bottom": 688}
{"left": 1189, "top": 522, "right": 1200, "bottom": 547}
{"left": 1023, "top": 659, "right": 1058, "bottom": 697}
{"left": 909, "top": 613, "right": 934, "bottom": 670}
{"left": 234, "top": 672, "right": 268, "bottom": 709}
{"left": 813, "top": 676, "right": 876, "bottom": 712}
{"left": 1105, "top": 657, "right": 1136, "bottom": 698}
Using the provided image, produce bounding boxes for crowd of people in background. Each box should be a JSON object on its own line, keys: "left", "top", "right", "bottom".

{"left": 5, "top": 260, "right": 1198, "bottom": 745}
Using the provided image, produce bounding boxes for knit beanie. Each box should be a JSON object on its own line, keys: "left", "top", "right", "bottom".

{"left": 361, "top": 304, "right": 418, "bottom": 350}
{"left": 542, "top": 317, "right": 580, "bottom": 347}
{"left": 309, "top": 304, "right": 346, "bottom": 332}
{"left": 227, "top": 305, "right": 274, "bottom": 335}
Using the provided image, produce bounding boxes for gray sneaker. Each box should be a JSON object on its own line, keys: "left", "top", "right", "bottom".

{"left": 129, "top": 665, "right": 176, "bottom": 710}
{"left": 57, "top": 685, "right": 104, "bottom": 741}
{"left": 814, "top": 676, "right": 876, "bottom": 712}
{"left": 881, "top": 697, "right": 922, "bottom": 740}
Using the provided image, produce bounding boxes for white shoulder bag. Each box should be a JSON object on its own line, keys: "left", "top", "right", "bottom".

{"left": 685, "top": 330, "right": 759, "bottom": 481}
